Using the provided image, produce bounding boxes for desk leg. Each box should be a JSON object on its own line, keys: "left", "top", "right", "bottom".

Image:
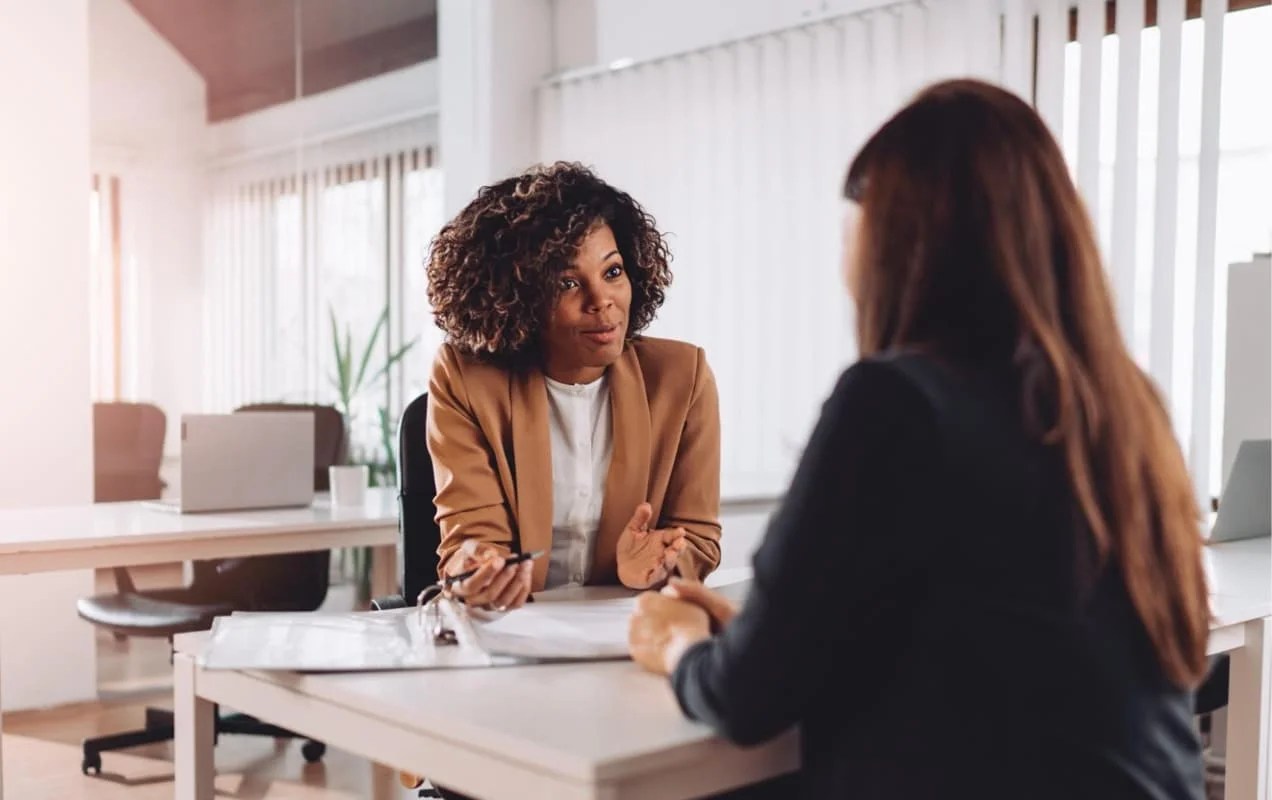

{"left": 371, "top": 762, "right": 399, "bottom": 800}
{"left": 370, "top": 544, "right": 398, "bottom": 600}
{"left": 1226, "top": 617, "right": 1270, "bottom": 800}
{"left": 1, "top": 630, "right": 6, "bottom": 800}
{"left": 174, "top": 653, "right": 215, "bottom": 800}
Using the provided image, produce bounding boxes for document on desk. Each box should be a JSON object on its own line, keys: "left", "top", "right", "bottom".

{"left": 463, "top": 596, "right": 635, "bottom": 661}
{"left": 199, "top": 596, "right": 635, "bottom": 671}
{"left": 200, "top": 607, "right": 509, "bottom": 671}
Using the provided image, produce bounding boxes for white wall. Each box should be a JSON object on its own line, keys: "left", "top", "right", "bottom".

{"left": 1222, "top": 255, "right": 1272, "bottom": 484}
{"left": 440, "top": 0, "right": 553, "bottom": 215}
{"left": 91, "top": 0, "right": 208, "bottom": 460}
{"left": 91, "top": 0, "right": 205, "bottom": 157}
{"left": 551, "top": 0, "right": 598, "bottom": 71}
{"left": 205, "top": 61, "right": 440, "bottom": 166}
{"left": 0, "top": 0, "right": 98, "bottom": 711}
{"left": 593, "top": 0, "right": 899, "bottom": 65}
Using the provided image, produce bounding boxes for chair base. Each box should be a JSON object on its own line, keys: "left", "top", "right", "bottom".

{"left": 81, "top": 706, "right": 326, "bottom": 775}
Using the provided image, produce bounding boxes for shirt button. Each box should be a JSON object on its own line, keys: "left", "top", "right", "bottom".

{"left": 576, "top": 488, "right": 587, "bottom": 498}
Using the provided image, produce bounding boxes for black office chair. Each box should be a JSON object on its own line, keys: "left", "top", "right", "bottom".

{"left": 75, "top": 405, "right": 346, "bottom": 776}
{"left": 373, "top": 391, "right": 441, "bottom": 611}
{"left": 370, "top": 392, "right": 453, "bottom": 799}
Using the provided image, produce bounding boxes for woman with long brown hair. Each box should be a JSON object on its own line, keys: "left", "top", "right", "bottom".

{"left": 629, "top": 79, "right": 1209, "bottom": 799}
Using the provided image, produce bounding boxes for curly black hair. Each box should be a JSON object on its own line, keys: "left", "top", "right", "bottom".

{"left": 426, "top": 162, "right": 672, "bottom": 367}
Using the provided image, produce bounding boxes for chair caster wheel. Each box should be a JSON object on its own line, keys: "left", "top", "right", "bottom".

{"left": 301, "top": 740, "right": 326, "bottom": 762}
{"left": 82, "top": 752, "right": 102, "bottom": 775}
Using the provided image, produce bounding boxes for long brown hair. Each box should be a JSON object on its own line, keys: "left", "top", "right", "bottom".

{"left": 846, "top": 79, "right": 1209, "bottom": 687}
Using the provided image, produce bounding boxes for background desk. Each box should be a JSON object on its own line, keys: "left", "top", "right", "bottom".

{"left": 0, "top": 489, "right": 399, "bottom": 800}
{"left": 1206, "top": 538, "right": 1272, "bottom": 800}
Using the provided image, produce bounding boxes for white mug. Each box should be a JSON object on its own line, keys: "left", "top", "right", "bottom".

{"left": 328, "top": 465, "right": 369, "bottom": 507}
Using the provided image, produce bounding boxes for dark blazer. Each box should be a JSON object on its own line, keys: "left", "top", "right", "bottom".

{"left": 673, "top": 353, "right": 1204, "bottom": 800}
{"left": 426, "top": 336, "right": 722, "bottom": 590}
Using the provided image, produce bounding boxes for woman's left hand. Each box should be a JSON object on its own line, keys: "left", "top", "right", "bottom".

{"left": 616, "top": 502, "right": 689, "bottom": 589}
{"left": 628, "top": 591, "right": 712, "bottom": 676}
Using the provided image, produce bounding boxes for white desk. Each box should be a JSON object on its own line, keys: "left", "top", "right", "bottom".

{"left": 0, "top": 489, "right": 400, "bottom": 800}
{"left": 172, "top": 542, "right": 1271, "bottom": 800}
{"left": 173, "top": 583, "right": 799, "bottom": 800}
{"left": 1206, "top": 538, "right": 1272, "bottom": 800}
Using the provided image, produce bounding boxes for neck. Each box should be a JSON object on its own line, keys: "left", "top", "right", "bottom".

{"left": 542, "top": 361, "right": 607, "bottom": 385}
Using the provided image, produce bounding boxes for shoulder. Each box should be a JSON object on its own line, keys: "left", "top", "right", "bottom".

{"left": 825, "top": 353, "right": 945, "bottom": 427}
{"left": 429, "top": 343, "right": 513, "bottom": 397}
{"left": 628, "top": 336, "right": 709, "bottom": 380}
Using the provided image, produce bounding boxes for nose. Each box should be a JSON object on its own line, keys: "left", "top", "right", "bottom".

{"left": 583, "top": 285, "right": 615, "bottom": 314}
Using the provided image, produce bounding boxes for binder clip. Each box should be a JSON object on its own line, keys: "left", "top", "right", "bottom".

{"left": 416, "top": 584, "right": 458, "bottom": 646}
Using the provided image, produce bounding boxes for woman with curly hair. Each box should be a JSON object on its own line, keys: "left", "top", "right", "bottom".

{"left": 424, "top": 162, "right": 721, "bottom": 611}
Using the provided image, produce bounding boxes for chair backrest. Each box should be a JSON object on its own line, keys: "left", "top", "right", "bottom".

{"left": 195, "top": 403, "right": 347, "bottom": 612}
{"left": 234, "top": 403, "right": 347, "bottom": 490}
{"left": 93, "top": 402, "right": 166, "bottom": 502}
{"left": 397, "top": 392, "right": 441, "bottom": 604}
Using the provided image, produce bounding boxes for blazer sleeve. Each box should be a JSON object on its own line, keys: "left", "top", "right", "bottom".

{"left": 661, "top": 347, "right": 723, "bottom": 581}
{"left": 427, "top": 346, "right": 516, "bottom": 576}
{"left": 670, "top": 360, "right": 939, "bottom": 745}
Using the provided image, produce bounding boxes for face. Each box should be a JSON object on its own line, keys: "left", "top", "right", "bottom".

{"left": 840, "top": 200, "right": 865, "bottom": 301}
{"left": 541, "top": 222, "right": 632, "bottom": 383}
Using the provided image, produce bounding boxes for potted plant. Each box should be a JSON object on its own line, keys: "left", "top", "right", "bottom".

{"left": 328, "top": 303, "right": 416, "bottom": 603}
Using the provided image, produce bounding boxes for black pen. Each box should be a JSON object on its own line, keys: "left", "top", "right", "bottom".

{"left": 441, "top": 550, "right": 546, "bottom": 586}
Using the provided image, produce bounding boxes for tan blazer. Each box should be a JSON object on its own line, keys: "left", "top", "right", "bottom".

{"left": 426, "top": 336, "right": 722, "bottom": 591}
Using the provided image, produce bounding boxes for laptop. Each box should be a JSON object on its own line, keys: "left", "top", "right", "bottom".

{"left": 1210, "top": 439, "right": 1271, "bottom": 543}
{"left": 145, "top": 412, "right": 315, "bottom": 513}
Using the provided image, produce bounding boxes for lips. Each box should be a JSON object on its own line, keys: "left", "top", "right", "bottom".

{"left": 581, "top": 324, "right": 621, "bottom": 346}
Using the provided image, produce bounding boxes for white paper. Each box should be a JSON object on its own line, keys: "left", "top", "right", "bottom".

{"left": 200, "top": 606, "right": 506, "bottom": 671}
{"left": 464, "top": 596, "right": 635, "bottom": 661}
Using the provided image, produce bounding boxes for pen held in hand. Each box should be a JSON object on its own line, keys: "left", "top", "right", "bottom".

{"left": 442, "top": 549, "right": 545, "bottom": 587}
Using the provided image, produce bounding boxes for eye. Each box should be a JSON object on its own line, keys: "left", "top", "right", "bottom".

{"left": 604, "top": 264, "right": 624, "bottom": 279}
{"left": 560, "top": 277, "right": 579, "bottom": 291}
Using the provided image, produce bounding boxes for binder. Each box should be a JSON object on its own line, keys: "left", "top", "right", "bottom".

{"left": 199, "top": 595, "right": 637, "bottom": 671}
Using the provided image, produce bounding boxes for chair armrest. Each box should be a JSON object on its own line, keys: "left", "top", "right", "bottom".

{"left": 371, "top": 594, "right": 407, "bottom": 611}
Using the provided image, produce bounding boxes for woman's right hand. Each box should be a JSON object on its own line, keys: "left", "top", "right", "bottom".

{"left": 660, "top": 577, "right": 738, "bottom": 631}
{"left": 444, "top": 540, "right": 533, "bottom": 610}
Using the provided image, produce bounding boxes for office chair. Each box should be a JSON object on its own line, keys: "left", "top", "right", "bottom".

{"left": 75, "top": 404, "right": 347, "bottom": 776}
{"left": 370, "top": 392, "right": 451, "bottom": 799}
{"left": 372, "top": 391, "right": 441, "bottom": 611}
{"left": 92, "top": 402, "right": 166, "bottom": 503}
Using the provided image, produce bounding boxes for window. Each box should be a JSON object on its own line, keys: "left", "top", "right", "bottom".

{"left": 1061, "top": 3, "right": 1272, "bottom": 498}
{"left": 204, "top": 142, "right": 446, "bottom": 471}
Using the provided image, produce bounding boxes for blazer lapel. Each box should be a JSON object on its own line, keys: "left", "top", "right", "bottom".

{"left": 594, "top": 346, "right": 652, "bottom": 583}
{"left": 510, "top": 369, "right": 554, "bottom": 590}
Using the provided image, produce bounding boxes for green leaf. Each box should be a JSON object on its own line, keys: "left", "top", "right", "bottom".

{"left": 367, "top": 337, "right": 418, "bottom": 386}
{"left": 352, "top": 307, "right": 389, "bottom": 396}
{"left": 328, "top": 307, "right": 343, "bottom": 395}
{"left": 377, "top": 405, "right": 397, "bottom": 485}
{"left": 340, "top": 326, "right": 353, "bottom": 404}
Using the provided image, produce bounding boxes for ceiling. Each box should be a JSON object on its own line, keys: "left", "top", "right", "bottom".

{"left": 126, "top": 0, "right": 437, "bottom": 121}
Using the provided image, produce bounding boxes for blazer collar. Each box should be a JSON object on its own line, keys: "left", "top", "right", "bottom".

{"left": 510, "top": 368, "right": 553, "bottom": 589}
{"left": 594, "top": 345, "right": 651, "bottom": 584}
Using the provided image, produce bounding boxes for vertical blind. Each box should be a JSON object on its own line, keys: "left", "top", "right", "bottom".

{"left": 1047, "top": 0, "right": 1270, "bottom": 505}
{"left": 203, "top": 115, "right": 445, "bottom": 462}
{"left": 541, "top": 0, "right": 1002, "bottom": 499}
{"left": 89, "top": 172, "right": 124, "bottom": 402}
{"left": 541, "top": 0, "right": 1267, "bottom": 504}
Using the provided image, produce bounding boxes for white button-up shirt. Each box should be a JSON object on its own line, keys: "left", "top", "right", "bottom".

{"left": 543, "top": 374, "right": 614, "bottom": 588}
